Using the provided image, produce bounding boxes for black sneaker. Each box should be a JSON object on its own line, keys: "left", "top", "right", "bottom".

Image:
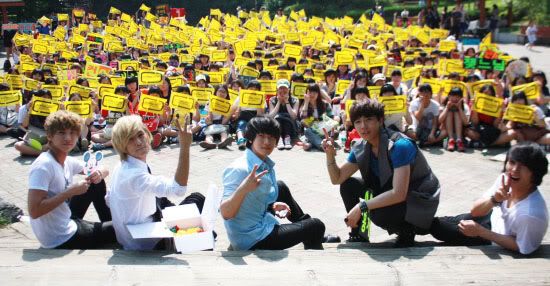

{"left": 322, "top": 234, "right": 341, "bottom": 243}
{"left": 393, "top": 232, "right": 415, "bottom": 248}
{"left": 346, "top": 233, "right": 369, "bottom": 243}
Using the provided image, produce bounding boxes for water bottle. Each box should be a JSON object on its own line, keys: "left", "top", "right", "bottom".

{"left": 339, "top": 130, "right": 347, "bottom": 146}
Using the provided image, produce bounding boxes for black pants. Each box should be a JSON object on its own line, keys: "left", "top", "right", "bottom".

{"left": 55, "top": 218, "right": 117, "bottom": 249}
{"left": 340, "top": 177, "right": 413, "bottom": 236}
{"left": 69, "top": 180, "right": 111, "bottom": 222}
{"left": 430, "top": 213, "right": 492, "bottom": 246}
{"left": 275, "top": 116, "right": 298, "bottom": 140}
{"left": 251, "top": 181, "right": 325, "bottom": 250}
{"left": 153, "top": 192, "right": 206, "bottom": 222}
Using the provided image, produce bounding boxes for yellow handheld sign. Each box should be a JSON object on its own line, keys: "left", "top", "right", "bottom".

{"left": 209, "top": 96, "right": 232, "bottom": 116}
{"left": 30, "top": 97, "right": 60, "bottom": 116}
{"left": 258, "top": 80, "right": 278, "bottom": 94}
{"left": 101, "top": 93, "right": 127, "bottom": 113}
{"left": 64, "top": 100, "right": 93, "bottom": 118}
{"left": 511, "top": 82, "right": 540, "bottom": 100}
{"left": 420, "top": 78, "right": 442, "bottom": 94}
{"left": 503, "top": 103, "right": 536, "bottom": 124}
{"left": 138, "top": 94, "right": 167, "bottom": 115}
{"left": 291, "top": 82, "right": 309, "bottom": 100}
{"left": 367, "top": 86, "right": 382, "bottom": 98}
{"left": 336, "top": 80, "right": 351, "bottom": 95}
{"left": 469, "top": 80, "right": 496, "bottom": 95}
{"left": 32, "top": 41, "right": 49, "bottom": 55}
{"left": 139, "top": 70, "right": 164, "bottom": 85}
{"left": 378, "top": 95, "right": 407, "bottom": 114}
{"left": 0, "top": 90, "right": 22, "bottom": 107}
{"left": 283, "top": 44, "right": 303, "bottom": 58}
{"left": 191, "top": 87, "right": 214, "bottom": 104}
{"left": 239, "top": 90, "right": 265, "bottom": 109}
{"left": 119, "top": 61, "right": 140, "bottom": 71}
{"left": 42, "top": 85, "right": 63, "bottom": 101}
{"left": 23, "top": 77, "right": 40, "bottom": 91}
{"left": 98, "top": 85, "right": 115, "bottom": 100}
{"left": 169, "top": 92, "right": 196, "bottom": 112}
{"left": 472, "top": 93, "right": 503, "bottom": 118}
{"left": 240, "top": 66, "right": 260, "bottom": 78}
{"left": 68, "top": 84, "right": 94, "bottom": 99}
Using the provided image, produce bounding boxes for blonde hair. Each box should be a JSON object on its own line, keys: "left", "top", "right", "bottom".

{"left": 44, "top": 110, "right": 82, "bottom": 137}
{"left": 111, "top": 115, "right": 151, "bottom": 161}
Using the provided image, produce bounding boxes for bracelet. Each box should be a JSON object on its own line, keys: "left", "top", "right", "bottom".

{"left": 490, "top": 195, "right": 501, "bottom": 206}
{"left": 327, "top": 161, "right": 337, "bottom": 167}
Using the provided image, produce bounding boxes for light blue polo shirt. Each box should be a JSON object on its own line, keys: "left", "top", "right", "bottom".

{"left": 222, "top": 149, "right": 279, "bottom": 250}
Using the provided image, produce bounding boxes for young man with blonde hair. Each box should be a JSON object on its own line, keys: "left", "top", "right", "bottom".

{"left": 107, "top": 115, "right": 206, "bottom": 250}
{"left": 27, "top": 110, "right": 115, "bottom": 249}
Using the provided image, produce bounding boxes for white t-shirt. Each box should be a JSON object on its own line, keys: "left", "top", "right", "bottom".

{"left": 28, "top": 152, "right": 84, "bottom": 248}
{"left": 486, "top": 174, "right": 549, "bottom": 254}
{"left": 17, "top": 104, "right": 28, "bottom": 125}
{"left": 409, "top": 98, "right": 440, "bottom": 129}
{"left": 106, "top": 156, "right": 188, "bottom": 250}
{"left": 385, "top": 113, "right": 405, "bottom": 132}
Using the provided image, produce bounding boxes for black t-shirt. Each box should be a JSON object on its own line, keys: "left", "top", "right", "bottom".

{"left": 270, "top": 96, "right": 297, "bottom": 116}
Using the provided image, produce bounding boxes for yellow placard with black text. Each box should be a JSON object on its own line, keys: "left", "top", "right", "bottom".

{"left": 138, "top": 94, "right": 166, "bottom": 115}
{"left": 0, "top": 90, "right": 22, "bottom": 107}
{"left": 64, "top": 100, "right": 93, "bottom": 118}
{"left": 472, "top": 93, "right": 503, "bottom": 118}
{"left": 503, "top": 103, "right": 536, "bottom": 124}
{"left": 378, "top": 95, "right": 407, "bottom": 114}
{"left": 209, "top": 96, "right": 232, "bottom": 116}
{"left": 239, "top": 90, "right": 265, "bottom": 109}
{"left": 101, "top": 93, "right": 127, "bottom": 113}
{"left": 30, "top": 97, "right": 60, "bottom": 116}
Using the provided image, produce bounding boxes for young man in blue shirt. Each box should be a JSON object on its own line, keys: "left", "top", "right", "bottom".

{"left": 221, "top": 116, "right": 337, "bottom": 250}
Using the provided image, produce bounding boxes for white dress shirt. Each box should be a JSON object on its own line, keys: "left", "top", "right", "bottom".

{"left": 107, "top": 156, "right": 187, "bottom": 250}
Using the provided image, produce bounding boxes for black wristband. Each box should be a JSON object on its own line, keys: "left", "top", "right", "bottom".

{"left": 359, "top": 200, "right": 369, "bottom": 213}
{"left": 490, "top": 195, "right": 502, "bottom": 206}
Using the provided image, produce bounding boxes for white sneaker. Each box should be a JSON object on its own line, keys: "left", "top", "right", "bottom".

{"left": 277, "top": 138, "right": 285, "bottom": 150}
{"left": 284, "top": 136, "right": 292, "bottom": 150}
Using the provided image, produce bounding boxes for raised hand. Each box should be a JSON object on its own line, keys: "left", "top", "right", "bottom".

{"left": 239, "top": 164, "right": 269, "bottom": 194}
{"left": 494, "top": 174, "right": 511, "bottom": 203}
{"left": 321, "top": 128, "right": 337, "bottom": 157}
{"left": 174, "top": 114, "right": 193, "bottom": 148}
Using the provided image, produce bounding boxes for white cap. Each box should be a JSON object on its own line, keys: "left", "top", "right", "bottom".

{"left": 196, "top": 74, "right": 207, "bottom": 82}
{"left": 276, "top": 79, "right": 290, "bottom": 89}
{"left": 372, "top": 73, "right": 386, "bottom": 83}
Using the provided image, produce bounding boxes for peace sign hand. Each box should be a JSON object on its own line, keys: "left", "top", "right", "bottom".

{"left": 321, "top": 128, "right": 337, "bottom": 157}
{"left": 174, "top": 114, "right": 193, "bottom": 148}
{"left": 494, "top": 174, "right": 511, "bottom": 203}
{"left": 240, "top": 164, "right": 269, "bottom": 194}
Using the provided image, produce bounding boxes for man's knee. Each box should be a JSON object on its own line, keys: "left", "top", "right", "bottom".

{"left": 339, "top": 177, "right": 364, "bottom": 198}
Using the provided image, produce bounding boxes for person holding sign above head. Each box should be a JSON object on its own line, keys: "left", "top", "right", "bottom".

{"left": 199, "top": 85, "right": 233, "bottom": 150}
{"left": 221, "top": 116, "right": 337, "bottom": 251}
{"left": 378, "top": 84, "right": 410, "bottom": 133}
{"left": 506, "top": 91, "right": 550, "bottom": 145}
{"left": 232, "top": 80, "right": 266, "bottom": 150}
{"left": 323, "top": 100, "right": 440, "bottom": 246}
{"left": 107, "top": 115, "right": 206, "bottom": 250}
{"left": 27, "top": 110, "right": 116, "bottom": 249}
{"left": 91, "top": 86, "right": 131, "bottom": 151}
{"left": 15, "top": 89, "right": 55, "bottom": 157}
{"left": 300, "top": 83, "right": 339, "bottom": 151}
{"left": 440, "top": 87, "right": 469, "bottom": 152}
{"left": 464, "top": 84, "right": 516, "bottom": 148}
{"left": 430, "top": 143, "right": 548, "bottom": 255}
{"left": 268, "top": 79, "right": 300, "bottom": 150}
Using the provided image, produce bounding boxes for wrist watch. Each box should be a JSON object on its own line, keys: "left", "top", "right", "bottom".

{"left": 359, "top": 200, "right": 369, "bottom": 213}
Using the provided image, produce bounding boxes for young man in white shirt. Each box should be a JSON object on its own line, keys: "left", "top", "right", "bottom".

{"left": 107, "top": 115, "right": 205, "bottom": 250}
{"left": 408, "top": 84, "right": 445, "bottom": 146}
{"left": 27, "top": 110, "right": 115, "bottom": 249}
{"left": 430, "top": 143, "right": 548, "bottom": 255}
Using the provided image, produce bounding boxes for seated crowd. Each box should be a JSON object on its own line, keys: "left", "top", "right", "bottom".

{"left": 1, "top": 5, "right": 548, "bottom": 255}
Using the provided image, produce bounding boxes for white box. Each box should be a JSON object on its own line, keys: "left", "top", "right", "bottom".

{"left": 127, "top": 184, "right": 222, "bottom": 253}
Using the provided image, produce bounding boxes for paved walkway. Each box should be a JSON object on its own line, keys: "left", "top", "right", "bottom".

{"left": 0, "top": 43, "right": 549, "bottom": 284}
